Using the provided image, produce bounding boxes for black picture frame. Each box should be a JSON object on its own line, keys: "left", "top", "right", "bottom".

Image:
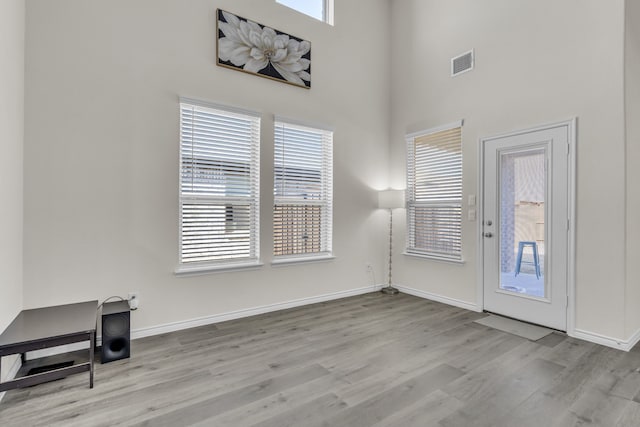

{"left": 216, "top": 9, "right": 312, "bottom": 89}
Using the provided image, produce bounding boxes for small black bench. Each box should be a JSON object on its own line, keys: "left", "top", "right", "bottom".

{"left": 0, "top": 300, "right": 98, "bottom": 392}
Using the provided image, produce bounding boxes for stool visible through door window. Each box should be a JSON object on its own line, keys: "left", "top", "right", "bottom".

{"left": 515, "top": 241, "right": 541, "bottom": 279}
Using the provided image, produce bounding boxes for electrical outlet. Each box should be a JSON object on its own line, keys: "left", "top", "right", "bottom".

{"left": 128, "top": 292, "right": 139, "bottom": 310}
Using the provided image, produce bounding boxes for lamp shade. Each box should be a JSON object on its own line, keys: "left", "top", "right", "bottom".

{"left": 378, "top": 189, "right": 405, "bottom": 209}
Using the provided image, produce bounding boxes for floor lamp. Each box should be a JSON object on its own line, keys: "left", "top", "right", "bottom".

{"left": 379, "top": 189, "right": 405, "bottom": 295}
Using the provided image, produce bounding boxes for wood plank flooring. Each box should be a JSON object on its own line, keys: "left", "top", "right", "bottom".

{"left": 2, "top": 293, "right": 640, "bottom": 426}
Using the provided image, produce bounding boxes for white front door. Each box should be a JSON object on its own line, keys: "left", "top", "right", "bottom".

{"left": 482, "top": 122, "right": 572, "bottom": 331}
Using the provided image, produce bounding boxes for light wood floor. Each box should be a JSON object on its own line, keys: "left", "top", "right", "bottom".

{"left": 2, "top": 293, "right": 640, "bottom": 426}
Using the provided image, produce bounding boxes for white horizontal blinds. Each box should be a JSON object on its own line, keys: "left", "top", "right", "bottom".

{"left": 274, "top": 121, "right": 333, "bottom": 257}
{"left": 406, "top": 126, "right": 462, "bottom": 260}
{"left": 180, "top": 102, "right": 260, "bottom": 265}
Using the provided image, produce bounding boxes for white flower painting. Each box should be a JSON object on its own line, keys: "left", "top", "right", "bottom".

{"left": 217, "top": 9, "right": 312, "bottom": 88}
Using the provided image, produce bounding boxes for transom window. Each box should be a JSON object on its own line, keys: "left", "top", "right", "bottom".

{"left": 276, "top": 0, "right": 334, "bottom": 24}
{"left": 177, "top": 99, "right": 260, "bottom": 273}
{"left": 273, "top": 120, "right": 333, "bottom": 259}
{"left": 406, "top": 122, "right": 463, "bottom": 261}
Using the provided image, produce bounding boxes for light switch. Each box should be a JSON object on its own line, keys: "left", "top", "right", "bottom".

{"left": 468, "top": 195, "right": 476, "bottom": 206}
{"left": 468, "top": 209, "right": 476, "bottom": 221}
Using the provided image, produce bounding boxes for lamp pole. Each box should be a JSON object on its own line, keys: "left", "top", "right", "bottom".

{"left": 381, "top": 207, "right": 399, "bottom": 295}
{"left": 378, "top": 189, "right": 404, "bottom": 295}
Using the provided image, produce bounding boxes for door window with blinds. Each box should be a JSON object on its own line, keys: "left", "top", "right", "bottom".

{"left": 178, "top": 99, "right": 260, "bottom": 272}
{"left": 274, "top": 120, "right": 333, "bottom": 260}
{"left": 406, "top": 122, "right": 463, "bottom": 261}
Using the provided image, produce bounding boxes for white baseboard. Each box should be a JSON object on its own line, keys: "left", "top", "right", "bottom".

{"left": 626, "top": 327, "right": 640, "bottom": 351}
{"left": 0, "top": 355, "right": 22, "bottom": 403}
{"left": 132, "top": 285, "right": 382, "bottom": 340}
{"left": 22, "top": 285, "right": 383, "bottom": 360}
{"left": 395, "top": 285, "right": 481, "bottom": 312}
{"left": 571, "top": 327, "right": 640, "bottom": 352}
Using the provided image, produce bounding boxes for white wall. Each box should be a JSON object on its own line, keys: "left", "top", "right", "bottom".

{"left": 23, "top": 0, "right": 391, "bottom": 330}
{"left": 0, "top": 0, "right": 25, "bottom": 382}
{"left": 625, "top": 0, "right": 640, "bottom": 339}
{"left": 389, "top": 0, "right": 628, "bottom": 339}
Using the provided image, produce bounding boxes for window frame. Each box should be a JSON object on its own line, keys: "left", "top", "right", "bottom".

{"left": 175, "top": 98, "right": 261, "bottom": 275}
{"left": 405, "top": 121, "right": 464, "bottom": 263}
{"left": 272, "top": 118, "right": 333, "bottom": 263}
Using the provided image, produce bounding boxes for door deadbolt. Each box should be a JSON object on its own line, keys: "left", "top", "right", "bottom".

{"left": 485, "top": 220, "right": 493, "bottom": 226}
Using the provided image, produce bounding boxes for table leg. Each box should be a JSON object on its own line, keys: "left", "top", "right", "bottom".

{"left": 21, "top": 352, "right": 26, "bottom": 363}
{"left": 89, "top": 330, "right": 95, "bottom": 389}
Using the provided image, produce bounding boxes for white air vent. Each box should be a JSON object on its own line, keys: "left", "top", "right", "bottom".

{"left": 451, "top": 49, "right": 474, "bottom": 77}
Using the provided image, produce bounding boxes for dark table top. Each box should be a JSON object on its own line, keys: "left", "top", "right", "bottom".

{"left": 0, "top": 301, "right": 98, "bottom": 349}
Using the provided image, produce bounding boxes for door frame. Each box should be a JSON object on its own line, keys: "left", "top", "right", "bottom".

{"left": 476, "top": 118, "right": 577, "bottom": 333}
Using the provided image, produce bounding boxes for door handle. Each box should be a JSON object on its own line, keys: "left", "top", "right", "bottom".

{"left": 484, "top": 232, "right": 493, "bottom": 238}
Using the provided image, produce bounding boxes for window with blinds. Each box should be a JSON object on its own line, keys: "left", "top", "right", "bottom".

{"left": 178, "top": 99, "right": 260, "bottom": 271}
{"left": 274, "top": 120, "right": 333, "bottom": 259}
{"left": 406, "top": 123, "right": 463, "bottom": 261}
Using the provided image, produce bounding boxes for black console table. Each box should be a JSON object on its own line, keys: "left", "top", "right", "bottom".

{"left": 0, "top": 300, "right": 98, "bottom": 392}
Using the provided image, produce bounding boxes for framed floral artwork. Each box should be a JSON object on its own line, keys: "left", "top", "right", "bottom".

{"left": 216, "top": 9, "right": 311, "bottom": 89}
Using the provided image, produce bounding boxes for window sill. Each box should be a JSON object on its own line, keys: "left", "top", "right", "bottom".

{"left": 402, "top": 252, "right": 465, "bottom": 265}
{"left": 271, "top": 254, "right": 335, "bottom": 267}
{"left": 174, "top": 261, "right": 263, "bottom": 276}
